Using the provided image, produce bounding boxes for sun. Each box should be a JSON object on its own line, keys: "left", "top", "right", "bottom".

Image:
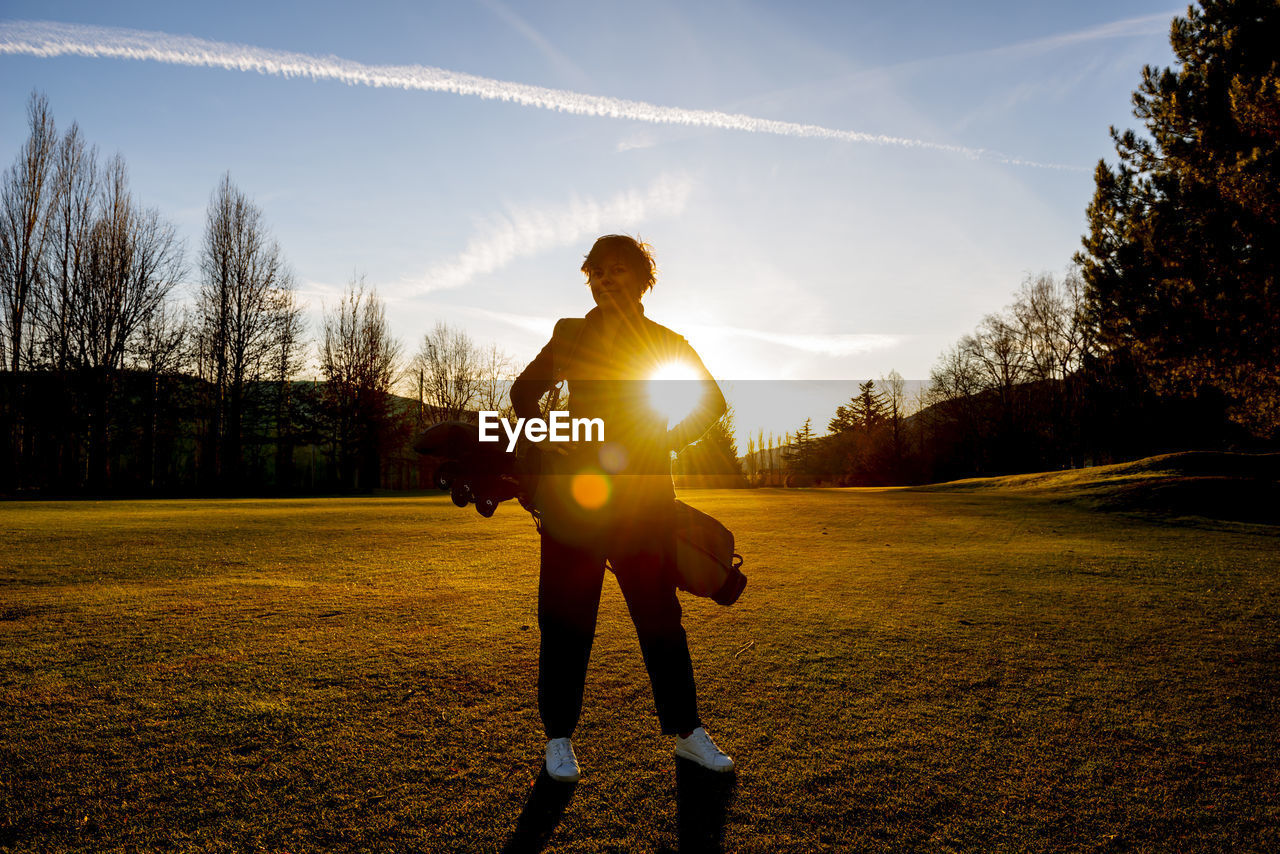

{"left": 648, "top": 361, "right": 703, "bottom": 426}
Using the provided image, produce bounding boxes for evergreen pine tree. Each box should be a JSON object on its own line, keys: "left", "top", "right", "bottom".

{"left": 783, "top": 418, "right": 815, "bottom": 479}
{"left": 829, "top": 380, "right": 888, "bottom": 433}
{"left": 1076, "top": 0, "right": 1280, "bottom": 435}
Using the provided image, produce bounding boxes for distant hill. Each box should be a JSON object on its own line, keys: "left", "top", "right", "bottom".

{"left": 919, "top": 452, "right": 1280, "bottom": 525}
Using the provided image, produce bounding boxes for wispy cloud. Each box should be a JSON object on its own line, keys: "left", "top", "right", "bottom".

{"left": 745, "top": 10, "right": 1178, "bottom": 115}
{"left": 686, "top": 322, "right": 900, "bottom": 357}
{"left": 473, "top": 0, "right": 585, "bottom": 86}
{"left": 616, "top": 133, "right": 660, "bottom": 153}
{"left": 458, "top": 307, "right": 899, "bottom": 358}
{"left": 453, "top": 305, "right": 559, "bottom": 338}
{"left": 417, "top": 173, "right": 693, "bottom": 293}
{"left": 0, "top": 19, "right": 1076, "bottom": 170}
{"left": 999, "top": 10, "right": 1177, "bottom": 55}
{"left": 871, "top": 10, "right": 1178, "bottom": 75}
{"left": 733, "top": 328, "right": 899, "bottom": 357}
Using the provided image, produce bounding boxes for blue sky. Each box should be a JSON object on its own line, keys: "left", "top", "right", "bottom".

{"left": 1, "top": 1, "right": 1179, "bottom": 435}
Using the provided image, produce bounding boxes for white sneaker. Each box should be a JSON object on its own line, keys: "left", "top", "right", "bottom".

{"left": 674, "top": 727, "right": 735, "bottom": 772}
{"left": 545, "top": 737, "right": 581, "bottom": 782}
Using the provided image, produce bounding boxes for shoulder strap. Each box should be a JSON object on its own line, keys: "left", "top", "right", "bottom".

{"left": 551, "top": 318, "right": 588, "bottom": 380}
{"left": 543, "top": 318, "right": 588, "bottom": 416}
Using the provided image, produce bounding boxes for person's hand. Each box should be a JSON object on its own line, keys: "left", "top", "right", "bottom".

{"left": 666, "top": 429, "right": 682, "bottom": 455}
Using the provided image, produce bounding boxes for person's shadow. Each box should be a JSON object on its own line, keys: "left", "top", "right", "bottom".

{"left": 501, "top": 767, "right": 578, "bottom": 854}
{"left": 672, "top": 757, "right": 737, "bottom": 853}
{"left": 503, "top": 759, "right": 736, "bottom": 853}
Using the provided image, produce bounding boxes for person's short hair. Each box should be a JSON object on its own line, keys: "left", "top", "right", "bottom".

{"left": 581, "top": 234, "right": 657, "bottom": 294}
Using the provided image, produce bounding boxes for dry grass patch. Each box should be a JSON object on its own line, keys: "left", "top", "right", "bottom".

{"left": 2, "top": 486, "right": 1278, "bottom": 851}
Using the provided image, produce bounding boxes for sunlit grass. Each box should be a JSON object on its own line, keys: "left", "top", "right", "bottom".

{"left": 2, "top": 485, "right": 1278, "bottom": 851}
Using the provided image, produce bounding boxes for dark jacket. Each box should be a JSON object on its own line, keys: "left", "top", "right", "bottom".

{"left": 511, "top": 306, "right": 725, "bottom": 514}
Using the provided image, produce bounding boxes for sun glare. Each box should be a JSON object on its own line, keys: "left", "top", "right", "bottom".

{"left": 648, "top": 361, "right": 702, "bottom": 426}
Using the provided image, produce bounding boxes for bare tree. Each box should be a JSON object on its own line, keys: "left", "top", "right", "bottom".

{"left": 964, "top": 312, "right": 1029, "bottom": 397}
{"left": 0, "top": 93, "right": 57, "bottom": 489}
{"left": 131, "top": 298, "right": 190, "bottom": 489}
{"left": 20, "top": 120, "right": 99, "bottom": 489}
{"left": 926, "top": 343, "right": 982, "bottom": 408}
{"left": 76, "top": 155, "right": 185, "bottom": 486}
{"left": 320, "top": 277, "right": 402, "bottom": 488}
{"left": 412, "top": 322, "right": 480, "bottom": 422}
{"left": 79, "top": 156, "right": 184, "bottom": 374}
{"left": 924, "top": 267, "right": 1100, "bottom": 476}
{"left": 271, "top": 287, "right": 307, "bottom": 392}
{"left": 195, "top": 173, "right": 294, "bottom": 488}
{"left": 1050, "top": 266, "right": 1093, "bottom": 393}
{"left": 270, "top": 285, "right": 307, "bottom": 488}
{"left": 0, "top": 91, "right": 57, "bottom": 374}
{"left": 1011, "top": 271, "right": 1090, "bottom": 384}
{"left": 1007, "top": 267, "right": 1095, "bottom": 466}
{"left": 38, "top": 121, "right": 98, "bottom": 373}
{"left": 476, "top": 342, "right": 516, "bottom": 421}
{"left": 879, "top": 368, "right": 907, "bottom": 469}
{"left": 3, "top": 100, "right": 186, "bottom": 490}
{"left": 925, "top": 340, "right": 986, "bottom": 471}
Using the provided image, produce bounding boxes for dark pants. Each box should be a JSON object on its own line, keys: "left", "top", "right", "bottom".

{"left": 538, "top": 524, "right": 701, "bottom": 738}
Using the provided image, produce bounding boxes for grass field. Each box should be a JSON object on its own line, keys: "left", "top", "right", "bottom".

{"left": 2, "top": 478, "right": 1279, "bottom": 852}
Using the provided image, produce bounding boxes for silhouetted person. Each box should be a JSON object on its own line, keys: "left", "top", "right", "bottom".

{"left": 511, "top": 235, "right": 734, "bottom": 784}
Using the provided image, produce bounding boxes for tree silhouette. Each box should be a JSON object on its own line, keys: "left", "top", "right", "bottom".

{"left": 1076, "top": 0, "right": 1280, "bottom": 436}
{"left": 319, "top": 277, "right": 402, "bottom": 489}
{"left": 783, "top": 418, "right": 816, "bottom": 483}
{"left": 195, "top": 173, "right": 297, "bottom": 489}
{"left": 412, "top": 322, "right": 482, "bottom": 422}
{"left": 0, "top": 92, "right": 57, "bottom": 490}
{"left": 0, "top": 92, "right": 56, "bottom": 375}
{"left": 675, "top": 405, "right": 744, "bottom": 486}
{"left": 830, "top": 380, "right": 887, "bottom": 434}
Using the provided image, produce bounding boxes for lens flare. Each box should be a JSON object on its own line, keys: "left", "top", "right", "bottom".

{"left": 570, "top": 471, "right": 611, "bottom": 510}
{"left": 597, "top": 442, "right": 629, "bottom": 474}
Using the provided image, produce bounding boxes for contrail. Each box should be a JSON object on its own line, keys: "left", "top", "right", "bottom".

{"left": 0, "top": 19, "right": 1081, "bottom": 171}
{"left": 419, "top": 173, "right": 693, "bottom": 293}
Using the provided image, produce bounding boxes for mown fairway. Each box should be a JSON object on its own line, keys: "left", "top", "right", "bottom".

{"left": 2, "top": 489, "right": 1278, "bottom": 852}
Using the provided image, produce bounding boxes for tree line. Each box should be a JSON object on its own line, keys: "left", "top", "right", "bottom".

{"left": 727, "top": 268, "right": 1092, "bottom": 486}
{"left": 0, "top": 93, "right": 518, "bottom": 495}
{"left": 756, "top": 0, "right": 1278, "bottom": 486}
{"left": 4, "top": 1, "right": 1274, "bottom": 494}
